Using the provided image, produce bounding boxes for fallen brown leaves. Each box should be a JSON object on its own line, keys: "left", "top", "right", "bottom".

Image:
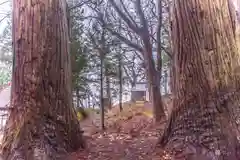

{"left": 66, "top": 103, "right": 170, "bottom": 160}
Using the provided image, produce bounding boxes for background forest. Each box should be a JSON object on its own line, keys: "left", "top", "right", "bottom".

{"left": 0, "top": 0, "right": 239, "bottom": 160}
{"left": 0, "top": 0, "right": 171, "bottom": 112}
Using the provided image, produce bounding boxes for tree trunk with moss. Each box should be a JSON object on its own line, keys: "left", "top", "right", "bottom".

{"left": 1, "top": 1, "right": 84, "bottom": 159}
{"left": 160, "top": 0, "right": 240, "bottom": 159}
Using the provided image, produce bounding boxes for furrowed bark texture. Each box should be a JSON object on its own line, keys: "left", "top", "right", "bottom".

{"left": 160, "top": 0, "right": 240, "bottom": 159}
{"left": 1, "top": 0, "right": 84, "bottom": 159}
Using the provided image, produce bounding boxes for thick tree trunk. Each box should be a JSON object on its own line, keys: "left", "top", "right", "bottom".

{"left": 143, "top": 40, "right": 165, "bottom": 121}
{"left": 1, "top": 1, "right": 84, "bottom": 159}
{"left": 160, "top": 0, "right": 240, "bottom": 159}
{"left": 151, "top": 80, "right": 165, "bottom": 122}
{"left": 236, "top": 0, "right": 240, "bottom": 50}
{"left": 148, "top": 81, "right": 153, "bottom": 102}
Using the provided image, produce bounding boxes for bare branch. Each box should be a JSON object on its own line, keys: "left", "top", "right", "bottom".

{"left": 122, "top": 65, "right": 133, "bottom": 83}
{"left": 131, "top": 50, "right": 143, "bottom": 61}
{"left": 0, "top": 0, "right": 9, "bottom": 6}
{"left": 150, "top": 33, "right": 172, "bottom": 58}
{"left": 0, "top": 13, "right": 10, "bottom": 24}
{"left": 119, "top": 0, "right": 139, "bottom": 28}
{"left": 108, "top": 0, "right": 140, "bottom": 34}
{"left": 135, "top": 0, "right": 148, "bottom": 31}
{"left": 106, "top": 27, "right": 143, "bottom": 53}
{"left": 69, "top": 0, "right": 92, "bottom": 11}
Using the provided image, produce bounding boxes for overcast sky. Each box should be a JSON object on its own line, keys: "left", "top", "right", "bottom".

{"left": 0, "top": 0, "right": 11, "bottom": 33}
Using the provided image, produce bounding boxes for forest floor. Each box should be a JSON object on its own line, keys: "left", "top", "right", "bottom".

{"left": 67, "top": 101, "right": 172, "bottom": 160}
{"left": 0, "top": 86, "right": 173, "bottom": 159}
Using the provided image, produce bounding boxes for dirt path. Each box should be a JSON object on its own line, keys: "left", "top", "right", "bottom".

{"left": 88, "top": 132, "right": 157, "bottom": 160}
{"left": 67, "top": 115, "right": 167, "bottom": 160}
{"left": 68, "top": 132, "right": 160, "bottom": 160}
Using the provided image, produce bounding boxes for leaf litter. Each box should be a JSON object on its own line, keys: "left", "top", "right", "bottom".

{"left": 66, "top": 103, "right": 170, "bottom": 160}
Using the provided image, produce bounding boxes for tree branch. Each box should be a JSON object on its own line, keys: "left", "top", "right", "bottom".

{"left": 108, "top": 0, "right": 140, "bottom": 34}
{"left": 122, "top": 65, "right": 133, "bottom": 83}
{"left": 0, "top": 0, "right": 9, "bottom": 6}
{"left": 106, "top": 27, "right": 144, "bottom": 53}
{"left": 69, "top": 0, "right": 87, "bottom": 10}
{"left": 0, "top": 13, "right": 10, "bottom": 24}
{"left": 151, "top": 34, "right": 172, "bottom": 58}
{"left": 135, "top": 0, "right": 148, "bottom": 31}
{"left": 119, "top": 0, "right": 139, "bottom": 28}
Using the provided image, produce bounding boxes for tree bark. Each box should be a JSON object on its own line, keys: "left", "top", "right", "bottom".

{"left": 143, "top": 36, "right": 165, "bottom": 121}
{"left": 76, "top": 88, "right": 80, "bottom": 108}
{"left": 156, "top": 0, "right": 163, "bottom": 95}
{"left": 235, "top": 0, "right": 240, "bottom": 50}
{"left": 163, "top": 70, "right": 168, "bottom": 94}
{"left": 1, "top": 1, "right": 84, "bottom": 159}
{"left": 160, "top": 0, "right": 240, "bottom": 159}
{"left": 118, "top": 54, "right": 123, "bottom": 112}
{"left": 118, "top": 20, "right": 123, "bottom": 112}
{"left": 169, "top": 61, "right": 174, "bottom": 94}
{"left": 100, "top": 52, "right": 105, "bottom": 130}
{"left": 108, "top": 0, "right": 166, "bottom": 121}
{"left": 105, "top": 74, "right": 112, "bottom": 110}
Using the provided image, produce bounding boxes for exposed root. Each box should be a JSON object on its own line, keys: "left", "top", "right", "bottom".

{"left": 1, "top": 110, "right": 84, "bottom": 160}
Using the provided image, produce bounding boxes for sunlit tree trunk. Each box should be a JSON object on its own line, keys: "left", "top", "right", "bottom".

{"left": 1, "top": 1, "right": 84, "bottom": 159}
{"left": 160, "top": 0, "right": 240, "bottom": 159}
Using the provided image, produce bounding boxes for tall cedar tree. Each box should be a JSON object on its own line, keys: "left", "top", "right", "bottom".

{"left": 160, "top": 0, "right": 240, "bottom": 159}
{"left": 1, "top": 1, "right": 84, "bottom": 159}
{"left": 108, "top": 0, "right": 165, "bottom": 121}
